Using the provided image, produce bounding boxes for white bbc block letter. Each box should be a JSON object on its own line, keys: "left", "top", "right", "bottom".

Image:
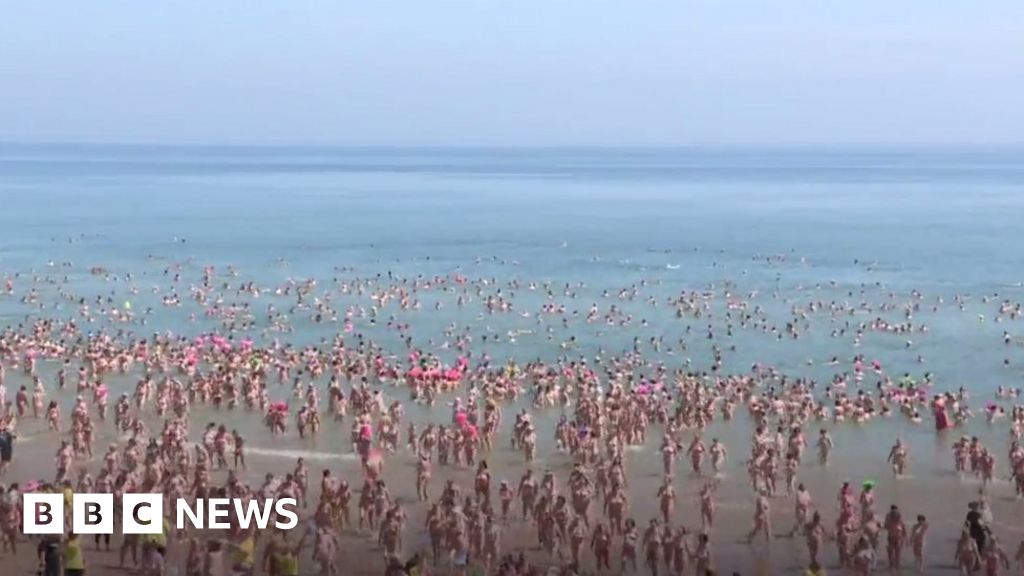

{"left": 72, "top": 493, "right": 114, "bottom": 534}
{"left": 23, "top": 493, "right": 64, "bottom": 534}
{"left": 207, "top": 498, "right": 231, "bottom": 529}
{"left": 123, "top": 494, "right": 163, "bottom": 534}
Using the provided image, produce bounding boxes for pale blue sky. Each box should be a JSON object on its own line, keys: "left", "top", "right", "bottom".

{"left": 2, "top": 1, "right": 1022, "bottom": 146}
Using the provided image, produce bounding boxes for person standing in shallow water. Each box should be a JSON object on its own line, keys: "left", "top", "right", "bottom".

{"left": 0, "top": 425, "right": 14, "bottom": 475}
{"left": 933, "top": 395, "right": 951, "bottom": 431}
{"left": 888, "top": 439, "right": 908, "bottom": 476}
{"left": 816, "top": 428, "right": 832, "bottom": 466}
{"left": 966, "top": 501, "right": 990, "bottom": 553}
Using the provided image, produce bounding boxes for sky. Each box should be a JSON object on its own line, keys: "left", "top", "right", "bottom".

{"left": 1, "top": 1, "right": 1022, "bottom": 147}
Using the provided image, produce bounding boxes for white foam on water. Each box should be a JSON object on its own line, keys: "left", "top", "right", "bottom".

{"left": 245, "top": 446, "right": 358, "bottom": 462}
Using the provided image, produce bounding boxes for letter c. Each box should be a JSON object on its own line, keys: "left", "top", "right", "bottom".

{"left": 133, "top": 502, "right": 152, "bottom": 526}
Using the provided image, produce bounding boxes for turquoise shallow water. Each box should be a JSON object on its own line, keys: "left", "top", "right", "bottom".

{"left": 1, "top": 144, "right": 1024, "bottom": 463}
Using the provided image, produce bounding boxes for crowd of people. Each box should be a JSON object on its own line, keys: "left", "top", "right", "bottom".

{"left": 0, "top": 257, "right": 1022, "bottom": 576}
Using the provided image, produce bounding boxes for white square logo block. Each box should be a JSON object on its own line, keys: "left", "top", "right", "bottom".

{"left": 123, "top": 493, "right": 163, "bottom": 534}
{"left": 23, "top": 493, "right": 64, "bottom": 534}
{"left": 72, "top": 493, "right": 114, "bottom": 534}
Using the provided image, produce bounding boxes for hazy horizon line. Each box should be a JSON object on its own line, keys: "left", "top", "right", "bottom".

{"left": 3, "top": 139, "right": 1024, "bottom": 152}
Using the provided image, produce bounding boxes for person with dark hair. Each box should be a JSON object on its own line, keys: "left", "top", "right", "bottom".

{"left": 966, "top": 501, "right": 989, "bottom": 552}
{"left": 0, "top": 426, "right": 15, "bottom": 475}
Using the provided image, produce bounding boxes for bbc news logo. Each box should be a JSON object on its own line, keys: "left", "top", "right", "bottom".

{"left": 23, "top": 494, "right": 299, "bottom": 534}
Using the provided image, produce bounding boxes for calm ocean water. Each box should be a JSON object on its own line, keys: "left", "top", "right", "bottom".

{"left": 2, "top": 144, "right": 1024, "bottom": 460}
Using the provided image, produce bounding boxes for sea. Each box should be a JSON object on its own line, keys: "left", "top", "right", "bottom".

{"left": 1, "top": 143, "right": 1024, "bottom": 470}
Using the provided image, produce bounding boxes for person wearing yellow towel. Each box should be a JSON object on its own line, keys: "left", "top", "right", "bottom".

{"left": 229, "top": 531, "right": 256, "bottom": 576}
{"left": 263, "top": 533, "right": 301, "bottom": 576}
{"left": 62, "top": 532, "right": 85, "bottom": 576}
{"left": 61, "top": 482, "right": 73, "bottom": 533}
{"left": 276, "top": 547, "right": 299, "bottom": 576}
{"left": 262, "top": 532, "right": 299, "bottom": 573}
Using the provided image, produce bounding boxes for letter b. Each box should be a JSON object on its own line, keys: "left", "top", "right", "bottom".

{"left": 85, "top": 503, "right": 102, "bottom": 525}
{"left": 38, "top": 502, "right": 52, "bottom": 524}
{"left": 73, "top": 494, "right": 113, "bottom": 534}
{"left": 23, "top": 494, "right": 64, "bottom": 534}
